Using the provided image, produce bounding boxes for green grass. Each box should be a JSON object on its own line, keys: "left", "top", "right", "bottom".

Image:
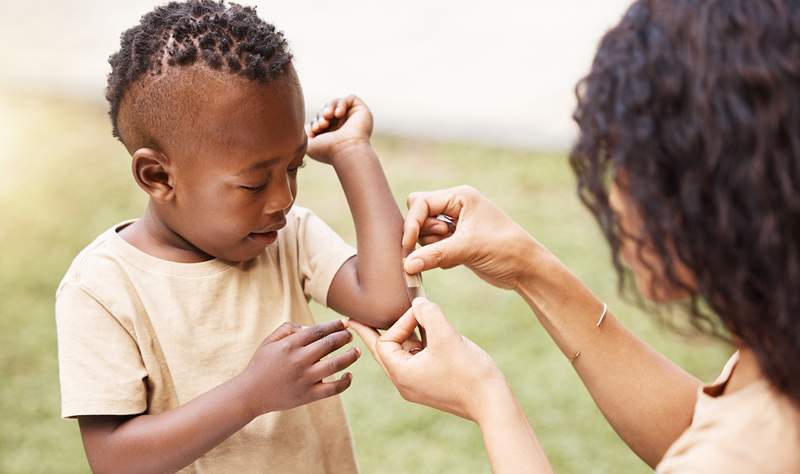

{"left": 0, "top": 90, "right": 731, "bottom": 473}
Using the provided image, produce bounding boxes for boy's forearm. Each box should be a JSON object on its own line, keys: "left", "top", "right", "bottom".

{"left": 80, "top": 373, "right": 255, "bottom": 474}
{"left": 328, "top": 142, "right": 410, "bottom": 327}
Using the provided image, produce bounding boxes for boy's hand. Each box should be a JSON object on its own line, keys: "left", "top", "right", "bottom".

{"left": 306, "top": 95, "right": 374, "bottom": 164}
{"left": 238, "top": 319, "right": 360, "bottom": 418}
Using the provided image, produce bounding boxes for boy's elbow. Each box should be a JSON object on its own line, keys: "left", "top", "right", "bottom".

{"left": 358, "top": 295, "right": 410, "bottom": 330}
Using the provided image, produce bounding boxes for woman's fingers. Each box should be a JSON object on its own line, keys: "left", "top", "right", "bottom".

{"left": 379, "top": 306, "right": 420, "bottom": 346}
{"left": 349, "top": 320, "right": 380, "bottom": 356}
{"left": 404, "top": 234, "right": 467, "bottom": 274}
{"left": 403, "top": 191, "right": 456, "bottom": 251}
{"left": 410, "top": 297, "right": 458, "bottom": 344}
{"left": 350, "top": 309, "right": 417, "bottom": 373}
{"left": 403, "top": 187, "right": 474, "bottom": 253}
{"left": 419, "top": 234, "right": 447, "bottom": 246}
{"left": 421, "top": 217, "right": 451, "bottom": 236}
{"left": 349, "top": 320, "right": 391, "bottom": 374}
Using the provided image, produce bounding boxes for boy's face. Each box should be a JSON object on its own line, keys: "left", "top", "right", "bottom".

{"left": 158, "top": 71, "right": 307, "bottom": 263}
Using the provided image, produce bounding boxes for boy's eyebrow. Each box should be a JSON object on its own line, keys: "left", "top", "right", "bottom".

{"left": 235, "top": 139, "right": 308, "bottom": 175}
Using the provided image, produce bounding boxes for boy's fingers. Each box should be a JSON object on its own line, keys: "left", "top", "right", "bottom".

{"left": 323, "top": 100, "right": 337, "bottom": 119}
{"left": 308, "top": 346, "right": 361, "bottom": 381}
{"left": 335, "top": 100, "right": 346, "bottom": 118}
{"left": 291, "top": 319, "right": 347, "bottom": 346}
{"left": 265, "top": 321, "right": 303, "bottom": 342}
{"left": 310, "top": 372, "right": 353, "bottom": 400}
{"left": 304, "top": 329, "right": 353, "bottom": 361}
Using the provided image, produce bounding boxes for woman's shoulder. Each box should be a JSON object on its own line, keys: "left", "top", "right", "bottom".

{"left": 656, "top": 360, "right": 800, "bottom": 473}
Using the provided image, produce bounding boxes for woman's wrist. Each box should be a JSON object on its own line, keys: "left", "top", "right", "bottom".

{"left": 469, "top": 376, "right": 517, "bottom": 426}
{"left": 511, "top": 236, "right": 559, "bottom": 292}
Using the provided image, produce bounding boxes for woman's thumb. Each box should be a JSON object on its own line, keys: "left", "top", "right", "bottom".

{"left": 411, "top": 297, "right": 458, "bottom": 343}
{"left": 404, "top": 237, "right": 465, "bottom": 274}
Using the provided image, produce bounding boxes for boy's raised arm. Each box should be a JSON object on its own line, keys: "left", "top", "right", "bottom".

{"left": 77, "top": 320, "right": 358, "bottom": 474}
{"left": 306, "top": 96, "right": 411, "bottom": 328}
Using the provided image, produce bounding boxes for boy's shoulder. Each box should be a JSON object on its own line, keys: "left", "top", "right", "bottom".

{"left": 56, "top": 220, "right": 135, "bottom": 299}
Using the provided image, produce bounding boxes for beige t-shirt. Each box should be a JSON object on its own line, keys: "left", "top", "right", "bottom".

{"left": 55, "top": 206, "right": 359, "bottom": 474}
{"left": 657, "top": 352, "right": 800, "bottom": 473}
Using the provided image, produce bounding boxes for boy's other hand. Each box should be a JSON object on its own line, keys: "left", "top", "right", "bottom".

{"left": 306, "top": 95, "right": 374, "bottom": 163}
{"left": 237, "top": 319, "right": 360, "bottom": 418}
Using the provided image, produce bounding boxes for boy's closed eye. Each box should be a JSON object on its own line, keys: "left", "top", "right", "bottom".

{"left": 239, "top": 158, "right": 306, "bottom": 192}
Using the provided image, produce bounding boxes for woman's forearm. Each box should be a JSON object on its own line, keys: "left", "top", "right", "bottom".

{"left": 515, "top": 248, "right": 700, "bottom": 467}
{"left": 476, "top": 382, "right": 553, "bottom": 474}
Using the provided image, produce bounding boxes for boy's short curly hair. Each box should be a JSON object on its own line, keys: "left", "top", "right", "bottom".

{"left": 570, "top": 0, "right": 800, "bottom": 404}
{"left": 106, "top": 0, "right": 293, "bottom": 146}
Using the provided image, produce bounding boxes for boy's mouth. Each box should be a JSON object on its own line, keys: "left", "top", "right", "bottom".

{"left": 246, "top": 220, "right": 287, "bottom": 245}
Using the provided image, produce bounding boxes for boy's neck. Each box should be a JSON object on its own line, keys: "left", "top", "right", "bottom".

{"left": 118, "top": 203, "right": 214, "bottom": 263}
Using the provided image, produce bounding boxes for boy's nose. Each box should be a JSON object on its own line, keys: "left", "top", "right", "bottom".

{"left": 264, "top": 176, "right": 295, "bottom": 214}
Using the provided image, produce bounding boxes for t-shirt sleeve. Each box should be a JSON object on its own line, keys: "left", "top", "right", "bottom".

{"left": 295, "top": 208, "right": 357, "bottom": 307}
{"left": 55, "top": 282, "right": 148, "bottom": 418}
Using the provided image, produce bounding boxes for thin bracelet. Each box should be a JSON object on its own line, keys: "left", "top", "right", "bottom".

{"left": 569, "top": 303, "right": 608, "bottom": 364}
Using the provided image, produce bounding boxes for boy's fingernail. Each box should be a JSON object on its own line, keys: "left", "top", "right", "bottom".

{"left": 340, "top": 317, "right": 350, "bottom": 328}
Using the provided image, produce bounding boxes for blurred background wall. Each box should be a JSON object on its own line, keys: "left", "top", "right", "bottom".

{"left": 0, "top": 0, "right": 633, "bottom": 149}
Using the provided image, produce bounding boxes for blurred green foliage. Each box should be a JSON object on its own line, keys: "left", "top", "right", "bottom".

{"left": 0, "top": 91, "right": 730, "bottom": 473}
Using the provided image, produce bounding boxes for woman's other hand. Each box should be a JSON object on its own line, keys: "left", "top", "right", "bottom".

{"left": 350, "top": 297, "right": 509, "bottom": 422}
{"left": 402, "top": 185, "right": 543, "bottom": 290}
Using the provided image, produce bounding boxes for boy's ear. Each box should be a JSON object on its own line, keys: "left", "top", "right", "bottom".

{"left": 131, "top": 148, "right": 175, "bottom": 203}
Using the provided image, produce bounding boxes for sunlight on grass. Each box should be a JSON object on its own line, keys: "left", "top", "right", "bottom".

{"left": 0, "top": 89, "right": 730, "bottom": 473}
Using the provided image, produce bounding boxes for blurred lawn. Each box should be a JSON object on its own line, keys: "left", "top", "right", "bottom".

{"left": 0, "top": 90, "right": 731, "bottom": 473}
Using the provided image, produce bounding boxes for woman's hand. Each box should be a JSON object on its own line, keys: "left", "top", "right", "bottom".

{"left": 351, "top": 298, "right": 554, "bottom": 473}
{"left": 402, "top": 185, "right": 543, "bottom": 290}
{"left": 350, "top": 297, "right": 509, "bottom": 422}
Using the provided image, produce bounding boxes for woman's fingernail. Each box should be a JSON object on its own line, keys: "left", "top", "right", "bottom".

{"left": 405, "top": 258, "right": 424, "bottom": 274}
{"left": 354, "top": 346, "right": 361, "bottom": 356}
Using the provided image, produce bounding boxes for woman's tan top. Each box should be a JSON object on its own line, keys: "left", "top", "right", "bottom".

{"left": 657, "top": 352, "right": 800, "bottom": 473}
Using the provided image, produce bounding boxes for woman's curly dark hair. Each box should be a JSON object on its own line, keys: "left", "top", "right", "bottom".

{"left": 106, "top": 0, "right": 292, "bottom": 142}
{"left": 570, "top": 0, "right": 800, "bottom": 403}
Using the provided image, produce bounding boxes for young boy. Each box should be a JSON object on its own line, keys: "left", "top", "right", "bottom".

{"left": 55, "top": 1, "right": 410, "bottom": 472}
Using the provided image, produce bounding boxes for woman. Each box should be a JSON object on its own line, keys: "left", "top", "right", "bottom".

{"left": 351, "top": 1, "right": 800, "bottom": 472}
